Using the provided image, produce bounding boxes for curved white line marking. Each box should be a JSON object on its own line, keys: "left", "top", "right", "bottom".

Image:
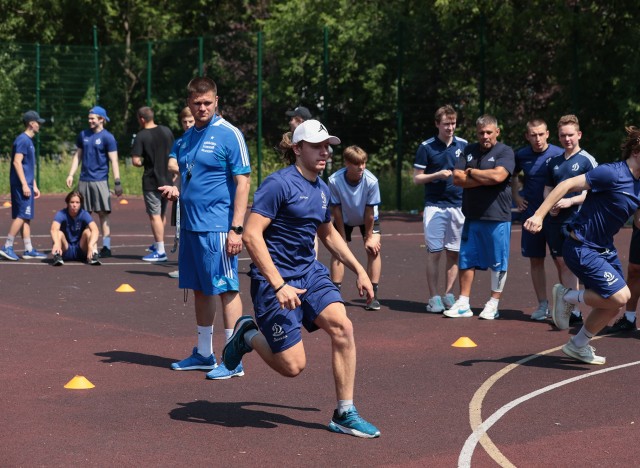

{"left": 459, "top": 359, "right": 640, "bottom": 467}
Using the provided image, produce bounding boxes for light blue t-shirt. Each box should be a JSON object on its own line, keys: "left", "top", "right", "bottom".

{"left": 76, "top": 129, "right": 118, "bottom": 182}
{"left": 250, "top": 165, "right": 331, "bottom": 280}
{"left": 328, "top": 168, "right": 380, "bottom": 226}
{"left": 173, "top": 115, "right": 251, "bottom": 232}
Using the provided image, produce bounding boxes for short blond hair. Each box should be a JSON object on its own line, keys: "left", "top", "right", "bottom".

{"left": 557, "top": 114, "right": 580, "bottom": 131}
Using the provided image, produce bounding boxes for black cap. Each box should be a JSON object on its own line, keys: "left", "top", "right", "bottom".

{"left": 23, "top": 110, "right": 45, "bottom": 125}
{"left": 285, "top": 106, "right": 312, "bottom": 120}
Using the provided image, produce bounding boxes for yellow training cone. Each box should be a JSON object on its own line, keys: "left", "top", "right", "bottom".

{"left": 452, "top": 336, "right": 477, "bottom": 348}
{"left": 3, "top": 201, "right": 11, "bottom": 207}
{"left": 119, "top": 199, "right": 129, "bottom": 204}
{"left": 116, "top": 283, "right": 136, "bottom": 292}
{"left": 64, "top": 375, "right": 95, "bottom": 389}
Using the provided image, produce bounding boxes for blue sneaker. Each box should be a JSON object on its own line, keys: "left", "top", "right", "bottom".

{"left": 142, "top": 251, "right": 167, "bottom": 262}
{"left": 170, "top": 347, "right": 217, "bottom": 371}
{"left": 0, "top": 246, "right": 19, "bottom": 261}
{"left": 23, "top": 249, "right": 47, "bottom": 259}
{"left": 145, "top": 244, "right": 157, "bottom": 252}
{"left": 328, "top": 406, "right": 380, "bottom": 438}
{"left": 222, "top": 315, "right": 258, "bottom": 371}
{"left": 206, "top": 361, "right": 244, "bottom": 380}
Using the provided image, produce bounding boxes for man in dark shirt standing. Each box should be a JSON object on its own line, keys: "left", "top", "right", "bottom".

{"left": 444, "top": 114, "right": 515, "bottom": 320}
{"left": 132, "top": 106, "right": 175, "bottom": 261}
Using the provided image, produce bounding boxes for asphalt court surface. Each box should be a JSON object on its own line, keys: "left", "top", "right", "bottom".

{"left": 2, "top": 195, "right": 640, "bottom": 467}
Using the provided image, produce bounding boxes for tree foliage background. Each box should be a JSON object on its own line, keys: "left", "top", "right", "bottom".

{"left": 1, "top": 0, "right": 640, "bottom": 191}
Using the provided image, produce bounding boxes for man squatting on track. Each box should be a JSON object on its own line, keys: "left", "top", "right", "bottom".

{"left": 221, "top": 120, "right": 381, "bottom": 438}
{"left": 524, "top": 126, "right": 640, "bottom": 365}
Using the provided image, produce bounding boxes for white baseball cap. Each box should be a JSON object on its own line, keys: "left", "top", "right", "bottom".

{"left": 292, "top": 119, "right": 341, "bottom": 145}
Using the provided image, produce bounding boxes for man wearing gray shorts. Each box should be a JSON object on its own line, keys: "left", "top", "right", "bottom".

{"left": 66, "top": 106, "right": 122, "bottom": 258}
{"left": 132, "top": 106, "right": 175, "bottom": 262}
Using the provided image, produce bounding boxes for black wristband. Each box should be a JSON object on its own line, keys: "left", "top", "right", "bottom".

{"left": 274, "top": 282, "right": 287, "bottom": 293}
{"left": 115, "top": 179, "right": 121, "bottom": 185}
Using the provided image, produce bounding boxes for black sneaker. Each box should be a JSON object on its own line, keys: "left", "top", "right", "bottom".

{"left": 607, "top": 315, "right": 636, "bottom": 333}
{"left": 365, "top": 298, "right": 381, "bottom": 311}
{"left": 99, "top": 246, "right": 112, "bottom": 258}
{"left": 89, "top": 252, "right": 102, "bottom": 266}
{"left": 569, "top": 313, "right": 583, "bottom": 326}
{"left": 52, "top": 253, "right": 64, "bottom": 266}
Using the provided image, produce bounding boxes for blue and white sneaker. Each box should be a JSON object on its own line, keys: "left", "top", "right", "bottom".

{"left": 170, "top": 347, "right": 217, "bottom": 371}
{"left": 478, "top": 301, "right": 500, "bottom": 320}
{"left": 142, "top": 251, "right": 167, "bottom": 262}
{"left": 222, "top": 315, "right": 258, "bottom": 371}
{"left": 0, "top": 246, "right": 19, "bottom": 261}
{"left": 443, "top": 299, "right": 473, "bottom": 318}
{"left": 145, "top": 244, "right": 157, "bottom": 252}
{"left": 443, "top": 293, "right": 456, "bottom": 310}
{"left": 328, "top": 406, "right": 380, "bottom": 438}
{"left": 23, "top": 249, "right": 47, "bottom": 259}
{"left": 206, "top": 361, "right": 245, "bottom": 380}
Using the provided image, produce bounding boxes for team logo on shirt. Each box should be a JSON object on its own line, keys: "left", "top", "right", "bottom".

{"left": 572, "top": 163, "right": 579, "bottom": 171}
{"left": 95, "top": 138, "right": 101, "bottom": 145}
{"left": 488, "top": 157, "right": 495, "bottom": 162}
{"left": 321, "top": 191, "right": 328, "bottom": 209}
{"left": 604, "top": 271, "right": 618, "bottom": 286}
{"left": 455, "top": 149, "right": 462, "bottom": 158}
{"left": 467, "top": 155, "right": 473, "bottom": 162}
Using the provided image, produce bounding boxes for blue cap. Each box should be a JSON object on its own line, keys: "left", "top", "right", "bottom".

{"left": 89, "top": 106, "right": 110, "bottom": 122}
{"left": 23, "top": 110, "right": 45, "bottom": 124}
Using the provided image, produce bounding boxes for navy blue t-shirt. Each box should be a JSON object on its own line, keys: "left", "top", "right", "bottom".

{"left": 569, "top": 161, "right": 640, "bottom": 251}
{"left": 514, "top": 143, "right": 563, "bottom": 216}
{"left": 456, "top": 142, "right": 515, "bottom": 221}
{"left": 413, "top": 136, "right": 466, "bottom": 207}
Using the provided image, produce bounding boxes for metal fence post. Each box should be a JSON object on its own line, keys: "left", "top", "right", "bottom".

{"left": 396, "top": 23, "right": 404, "bottom": 211}
{"left": 36, "top": 43, "right": 41, "bottom": 185}
{"left": 257, "top": 31, "right": 263, "bottom": 185}
{"left": 198, "top": 37, "right": 204, "bottom": 76}
{"left": 147, "top": 41, "right": 152, "bottom": 106}
{"left": 93, "top": 25, "right": 100, "bottom": 103}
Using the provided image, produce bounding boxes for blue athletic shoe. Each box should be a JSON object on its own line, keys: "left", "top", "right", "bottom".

{"left": 23, "top": 249, "right": 47, "bottom": 259}
{"left": 170, "top": 347, "right": 217, "bottom": 371}
{"left": 0, "top": 246, "right": 19, "bottom": 261}
{"left": 145, "top": 244, "right": 157, "bottom": 252}
{"left": 222, "top": 315, "right": 257, "bottom": 371}
{"left": 205, "top": 361, "right": 244, "bottom": 380}
{"left": 328, "top": 406, "right": 381, "bottom": 438}
{"left": 142, "top": 251, "right": 167, "bottom": 262}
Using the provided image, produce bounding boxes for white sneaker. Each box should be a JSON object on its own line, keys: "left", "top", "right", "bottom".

{"left": 531, "top": 302, "right": 549, "bottom": 321}
{"left": 442, "top": 293, "right": 456, "bottom": 310}
{"left": 551, "top": 284, "right": 573, "bottom": 330}
{"left": 562, "top": 339, "right": 606, "bottom": 365}
{"left": 479, "top": 301, "right": 499, "bottom": 320}
{"left": 443, "top": 299, "right": 472, "bottom": 318}
{"left": 426, "top": 296, "right": 445, "bottom": 313}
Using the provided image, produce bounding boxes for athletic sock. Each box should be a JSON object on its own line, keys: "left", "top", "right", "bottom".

{"left": 244, "top": 329, "right": 258, "bottom": 349}
{"left": 337, "top": 399, "right": 354, "bottom": 416}
{"left": 333, "top": 282, "right": 342, "bottom": 291}
{"left": 225, "top": 328, "right": 233, "bottom": 344}
{"left": 5, "top": 235, "right": 15, "bottom": 248}
{"left": 572, "top": 326, "right": 594, "bottom": 348}
{"left": 155, "top": 241, "right": 166, "bottom": 255}
{"left": 563, "top": 289, "right": 581, "bottom": 305}
{"left": 24, "top": 238, "right": 33, "bottom": 252}
{"left": 625, "top": 311, "right": 636, "bottom": 322}
{"left": 458, "top": 295, "right": 470, "bottom": 305}
{"left": 197, "top": 325, "right": 214, "bottom": 357}
{"left": 487, "top": 297, "right": 499, "bottom": 307}
{"left": 103, "top": 236, "right": 111, "bottom": 249}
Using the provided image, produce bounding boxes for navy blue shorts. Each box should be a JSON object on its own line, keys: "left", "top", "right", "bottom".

{"left": 563, "top": 237, "right": 625, "bottom": 298}
{"left": 250, "top": 261, "right": 343, "bottom": 353}
{"left": 521, "top": 227, "right": 547, "bottom": 258}
{"left": 63, "top": 243, "right": 85, "bottom": 261}
{"left": 544, "top": 222, "right": 567, "bottom": 258}
{"left": 10, "top": 185, "right": 34, "bottom": 220}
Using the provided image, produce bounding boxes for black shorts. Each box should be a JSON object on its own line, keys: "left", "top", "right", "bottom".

{"left": 629, "top": 225, "right": 640, "bottom": 265}
{"left": 334, "top": 220, "right": 381, "bottom": 242}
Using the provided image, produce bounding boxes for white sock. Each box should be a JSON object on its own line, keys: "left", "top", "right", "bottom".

{"left": 155, "top": 241, "right": 165, "bottom": 255}
{"left": 337, "top": 399, "right": 354, "bottom": 416}
{"left": 5, "top": 235, "right": 15, "bottom": 248}
{"left": 458, "top": 295, "right": 470, "bottom": 305}
{"left": 225, "top": 328, "right": 233, "bottom": 344}
{"left": 24, "top": 237, "right": 33, "bottom": 252}
{"left": 572, "top": 326, "right": 594, "bottom": 348}
{"left": 197, "top": 325, "right": 213, "bottom": 357}
{"left": 487, "top": 297, "right": 499, "bottom": 307}
{"left": 625, "top": 311, "right": 636, "bottom": 322}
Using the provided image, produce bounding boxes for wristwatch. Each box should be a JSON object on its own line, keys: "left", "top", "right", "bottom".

{"left": 230, "top": 225, "right": 244, "bottom": 234}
